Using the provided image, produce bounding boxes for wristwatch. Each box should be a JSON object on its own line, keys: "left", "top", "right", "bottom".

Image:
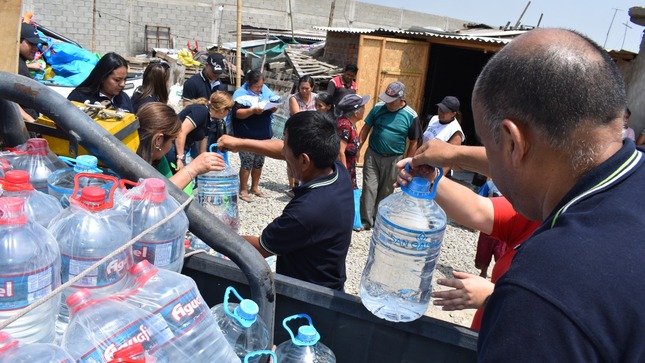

{"left": 177, "top": 154, "right": 186, "bottom": 162}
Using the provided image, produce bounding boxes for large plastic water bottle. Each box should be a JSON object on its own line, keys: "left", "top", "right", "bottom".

{"left": 359, "top": 170, "right": 447, "bottom": 322}
{"left": 0, "top": 197, "right": 61, "bottom": 344}
{"left": 3, "top": 138, "right": 66, "bottom": 193}
{"left": 47, "top": 155, "right": 113, "bottom": 207}
{"left": 47, "top": 176, "right": 133, "bottom": 341}
{"left": 275, "top": 314, "right": 336, "bottom": 363}
{"left": 0, "top": 332, "right": 74, "bottom": 363}
{"left": 197, "top": 144, "right": 239, "bottom": 232}
{"left": 0, "top": 170, "right": 62, "bottom": 228}
{"left": 211, "top": 286, "right": 270, "bottom": 361}
{"left": 122, "top": 178, "right": 189, "bottom": 272}
{"left": 62, "top": 288, "right": 178, "bottom": 363}
{"left": 123, "top": 260, "right": 239, "bottom": 363}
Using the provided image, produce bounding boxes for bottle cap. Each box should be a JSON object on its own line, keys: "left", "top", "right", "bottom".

{"left": 26, "top": 138, "right": 49, "bottom": 155}
{"left": 112, "top": 342, "right": 146, "bottom": 361}
{"left": 74, "top": 155, "right": 100, "bottom": 173}
{"left": 81, "top": 186, "right": 106, "bottom": 204}
{"left": 66, "top": 288, "right": 93, "bottom": 314}
{"left": 0, "top": 157, "right": 9, "bottom": 171}
{"left": 0, "top": 332, "right": 19, "bottom": 354}
{"left": 0, "top": 170, "right": 34, "bottom": 191}
{"left": 295, "top": 325, "right": 320, "bottom": 345}
{"left": 142, "top": 178, "right": 166, "bottom": 203}
{"left": 235, "top": 299, "right": 259, "bottom": 324}
{"left": 129, "top": 260, "right": 158, "bottom": 285}
{"left": 0, "top": 197, "right": 27, "bottom": 225}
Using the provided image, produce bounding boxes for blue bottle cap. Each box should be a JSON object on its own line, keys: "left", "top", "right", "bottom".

{"left": 295, "top": 325, "right": 320, "bottom": 346}
{"left": 401, "top": 177, "right": 434, "bottom": 199}
{"left": 234, "top": 299, "right": 259, "bottom": 327}
{"left": 73, "top": 155, "right": 101, "bottom": 173}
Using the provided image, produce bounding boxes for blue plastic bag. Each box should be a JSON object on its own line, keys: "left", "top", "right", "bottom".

{"left": 353, "top": 188, "right": 362, "bottom": 229}
{"left": 41, "top": 42, "right": 98, "bottom": 86}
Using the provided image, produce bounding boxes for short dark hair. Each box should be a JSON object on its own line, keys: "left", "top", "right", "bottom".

{"left": 344, "top": 64, "right": 358, "bottom": 73}
{"left": 474, "top": 29, "right": 626, "bottom": 151}
{"left": 284, "top": 111, "right": 339, "bottom": 169}
{"left": 244, "top": 69, "right": 263, "bottom": 87}
{"left": 316, "top": 92, "right": 333, "bottom": 106}
{"left": 76, "top": 52, "right": 129, "bottom": 95}
{"left": 298, "top": 75, "right": 315, "bottom": 89}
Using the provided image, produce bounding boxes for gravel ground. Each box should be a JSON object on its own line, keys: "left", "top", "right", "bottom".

{"left": 223, "top": 152, "right": 482, "bottom": 328}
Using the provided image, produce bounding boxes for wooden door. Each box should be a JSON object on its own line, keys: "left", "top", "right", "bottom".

{"left": 355, "top": 35, "right": 430, "bottom": 163}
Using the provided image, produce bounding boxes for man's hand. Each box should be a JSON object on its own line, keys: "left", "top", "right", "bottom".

{"left": 394, "top": 157, "right": 437, "bottom": 188}
{"left": 431, "top": 271, "right": 494, "bottom": 311}
{"left": 216, "top": 134, "right": 242, "bottom": 153}
{"left": 412, "top": 139, "right": 462, "bottom": 171}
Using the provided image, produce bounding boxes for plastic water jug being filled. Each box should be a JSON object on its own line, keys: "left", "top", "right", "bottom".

{"left": 359, "top": 167, "right": 447, "bottom": 322}
{"left": 197, "top": 144, "right": 239, "bottom": 232}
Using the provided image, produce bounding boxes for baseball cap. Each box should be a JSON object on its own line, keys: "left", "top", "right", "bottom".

{"left": 437, "top": 96, "right": 460, "bottom": 112}
{"left": 21, "top": 23, "right": 45, "bottom": 45}
{"left": 335, "top": 94, "right": 371, "bottom": 117}
{"left": 207, "top": 53, "right": 225, "bottom": 74}
{"left": 379, "top": 81, "right": 406, "bottom": 103}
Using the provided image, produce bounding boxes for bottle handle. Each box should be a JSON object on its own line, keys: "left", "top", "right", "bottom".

{"left": 209, "top": 143, "right": 229, "bottom": 165}
{"left": 243, "top": 350, "right": 277, "bottom": 363}
{"left": 223, "top": 286, "right": 254, "bottom": 327}
{"left": 57, "top": 155, "right": 102, "bottom": 173}
{"left": 282, "top": 313, "right": 314, "bottom": 344}
{"left": 70, "top": 172, "right": 119, "bottom": 210}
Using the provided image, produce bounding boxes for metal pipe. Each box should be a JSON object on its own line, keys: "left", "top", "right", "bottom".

{"left": 0, "top": 71, "right": 275, "bottom": 340}
{"left": 0, "top": 99, "right": 30, "bottom": 147}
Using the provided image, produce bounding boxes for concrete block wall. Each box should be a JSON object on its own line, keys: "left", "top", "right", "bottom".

{"left": 21, "top": 0, "right": 469, "bottom": 56}
{"left": 323, "top": 32, "right": 360, "bottom": 66}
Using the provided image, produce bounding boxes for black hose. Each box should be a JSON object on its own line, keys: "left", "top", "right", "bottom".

{"left": 0, "top": 98, "right": 30, "bottom": 147}
{"left": 0, "top": 71, "right": 275, "bottom": 340}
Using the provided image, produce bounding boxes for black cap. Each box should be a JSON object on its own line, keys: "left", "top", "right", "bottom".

{"left": 437, "top": 96, "right": 460, "bottom": 112}
{"left": 21, "top": 23, "right": 45, "bottom": 45}
{"left": 335, "top": 94, "right": 371, "bottom": 117}
{"left": 207, "top": 53, "right": 225, "bottom": 74}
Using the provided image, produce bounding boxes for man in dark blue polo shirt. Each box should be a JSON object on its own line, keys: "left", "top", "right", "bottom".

{"left": 182, "top": 53, "right": 226, "bottom": 106}
{"left": 217, "top": 112, "right": 354, "bottom": 290}
{"left": 473, "top": 28, "right": 645, "bottom": 362}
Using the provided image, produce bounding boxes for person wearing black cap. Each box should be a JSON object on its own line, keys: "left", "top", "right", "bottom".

{"left": 17, "top": 23, "right": 47, "bottom": 122}
{"left": 422, "top": 96, "right": 465, "bottom": 176}
{"left": 357, "top": 81, "right": 421, "bottom": 231}
{"left": 182, "top": 52, "right": 227, "bottom": 106}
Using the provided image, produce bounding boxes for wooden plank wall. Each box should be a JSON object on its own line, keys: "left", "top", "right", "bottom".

{"left": 0, "top": 0, "right": 22, "bottom": 73}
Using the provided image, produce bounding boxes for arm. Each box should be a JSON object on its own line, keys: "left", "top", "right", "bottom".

{"left": 412, "top": 139, "right": 490, "bottom": 177}
{"left": 358, "top": 124, "right": 371, "bottom": 148}
{"left": 242, "top": 236, "right": 273, "bottom": 258}
{"left": 405, "top": 116, "right": 422, "bottom": 158}
{"left": 217, "top": 134, "right": 285, "bottom": 160}
{"left": 19, "top": 105, "right": 36, "bottom": 123}
{"left": 637, "top": 132, "right": 645, "bottom": 146}
{"left": 235, "top": 106, "right": 264, "bottom": 119}
{"left": 339, "top": 139, "right": 348, "bottom": 168}
{"left": 326, "top": 80, "right": 336, "bottom": 97}
{"left": 431, "top": 271, "right": 494, "bottom": 310}
{"left": 404, "top": 139, "right": 418, "bottom": 158}
{"left": 288, "top": 96, "right": 299, "bottom": 116}
{"left": 199, "top": 137, "right": 207, "bottom": 155}
{"left": 174, "top": 118, "right": 197, "bottom": 170}
{"left": 441, "top": 132, "right": 465, "bottom": 175}
{"left": 168, "top": 152, "right": 226, "bottom": 189}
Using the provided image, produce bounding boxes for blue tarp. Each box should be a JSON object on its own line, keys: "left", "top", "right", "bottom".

{"left": 41, "top": 42, "right": 98, "bottom": 87}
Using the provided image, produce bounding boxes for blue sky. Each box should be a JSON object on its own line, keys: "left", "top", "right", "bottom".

{"left": 361, "top": 0, "right": 643, "bottom": 52}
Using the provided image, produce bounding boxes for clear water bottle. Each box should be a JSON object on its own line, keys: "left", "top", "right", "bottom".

{"left": 359, "top": 170, "right": 447, "bottom": 322}
{"left": 0, "top": 197, "right": 61, "bottom": 344}
{"left": 275, "top": 314, "right": 336, "bottom": 363}
{"left": 0, "top": 170, "right": 62, "bottom": 228}
{"left": 62, "top": 288, "right": 177, "bottom": 363}
{"left": 211, "top": 286, "right": 270, "bottom": 362}
{"left": 47, "top": 155, "right": 114, "bottom": 207}
{"left": 122, "top": 178, "right": 189, "bottom": 272}
{"left": 0, "top": 156, "right": 10, "bottom": 178}
{"left": 0, "top": 332, "right": 74, "bottom": 363}
{"left": 47, "top": 176, "right": 133, "bottom": 341}
{"left": 3, "top": 138, "right": 67, "bottom": 193}
{"left": 197, "top": 145, "right": 239, "bottom": 232}
{"left": 123, "top": 260, "right": 239, "bottom": 363}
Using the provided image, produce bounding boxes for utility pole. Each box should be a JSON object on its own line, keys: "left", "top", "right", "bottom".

{"left": 621, "top": 22, "right": 632, "bottom": 50}
{"left": 328, "top": 0, "right": 336, "bottom": 27}
{"left": 514, "top": 1, "right": 531, "bottom": 29}
{"left": 236, "top": 0, "right": 242, "bottom": 87}
{"left": 603, "top": 8, "right": 623, "bottom": 48}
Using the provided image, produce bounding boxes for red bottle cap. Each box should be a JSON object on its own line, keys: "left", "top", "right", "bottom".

{"left": 0, "top": 170, "right": 34, "bottom": 191}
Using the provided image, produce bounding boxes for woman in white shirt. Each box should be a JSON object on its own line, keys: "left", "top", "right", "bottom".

{"left": 422, "top": 96, "right": 465, "bottom": 176}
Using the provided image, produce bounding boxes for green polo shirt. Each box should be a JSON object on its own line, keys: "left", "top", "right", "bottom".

{"left": 364, "top": 102, "right": 420, "bottom": 155}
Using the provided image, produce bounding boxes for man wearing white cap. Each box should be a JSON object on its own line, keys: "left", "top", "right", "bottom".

{"left": 357, "top": 81, "right": 421, "bottom": 231}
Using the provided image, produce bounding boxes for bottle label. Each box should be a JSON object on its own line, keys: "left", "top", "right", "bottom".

{"left": 133, "top": 234, "right": 184, "bottom": 267}
{"left": 377, "top": 217, "right": 445, "bottom": 251}
{"left": 80, "top": 313, "right": 174, "bottom": 362}
{"left": 0, "top": 264, "right": 55, "bottom": 310}
{"left": 61, "top": 251, "right": 130, "bottom": 288}
{"left": 156, "top": 288, "right": 210, "bottom": 338}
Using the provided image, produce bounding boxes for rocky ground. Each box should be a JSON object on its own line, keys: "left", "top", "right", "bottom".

{"left": 218, "top": 153, "right": 484, "bottom": 328}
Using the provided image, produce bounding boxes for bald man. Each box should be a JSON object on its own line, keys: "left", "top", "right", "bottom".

{"left": 473, "top": 29, "right": 645, "bottom": 361}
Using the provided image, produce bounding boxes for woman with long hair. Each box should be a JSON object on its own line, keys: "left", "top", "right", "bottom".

{"left": 131, "top": 61, "right": 171, "bottom": 113}
{"left": 68, "top": 52, "right": 133, "bottom": 112}
{"left": 136, "top": 102, "right": 225, "bottom": 193}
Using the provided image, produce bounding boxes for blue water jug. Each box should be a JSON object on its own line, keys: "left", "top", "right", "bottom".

{"left": 275, "top": 314, "right": 335, "bottom": 363}
{"left": 211, "top": 286, "right": 270, "bottom": 362}
{"left": 197, "top": 144, "right": 239, "bottom": 232}
{"left": 359, "top": 169, "right": 447, "bottom": 322}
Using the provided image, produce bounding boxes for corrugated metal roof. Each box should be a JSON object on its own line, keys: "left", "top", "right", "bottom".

{"left": 312, "top": 26, "right": 517, "bottom": 45}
